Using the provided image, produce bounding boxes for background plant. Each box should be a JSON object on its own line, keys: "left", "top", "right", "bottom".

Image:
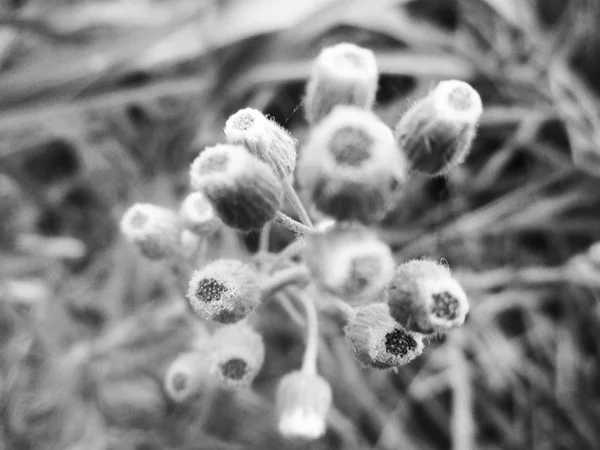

{"left": 2, "top": 1, "right": 600, "bottom": 450}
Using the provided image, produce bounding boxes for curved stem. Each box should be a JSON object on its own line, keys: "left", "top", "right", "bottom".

{"left": 268, "top": 238, "right": 305, "bottom": 274}
{"left": 287, "top": 286, "right": 319, "bottom": 375}
{"left": 259, "top": 265, "right": 310, "bottom": 300}
{"left": 280, "top": 176, "right": 313, "bottom": 227}
{"left": 274, "top": 211, "right": 312, "bottom": 236}
{"left": 258, "top": 222, "right": 272, "bottom": 254}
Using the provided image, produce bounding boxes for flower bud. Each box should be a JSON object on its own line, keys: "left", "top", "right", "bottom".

{"left": 344, "top": 303, "right": 424, "bottom": 369}
{"left": 394, "top": 80, "right": 482, "bottom": 176}
{"left": 179, "top": 191, "right": 222, "bottom": 236}
{"left": 298, "top": 106, "right": 407, "bottom": 223}
{"left": 304, "top": 223, "right": 395, "bottom": 304}
{"left": 385, "top": 259, "right": 469, "bottom": 334}
{"left": 304, "top": 42, "right": 378, "bottom": 124}
{"left": 164, "top": 351, "right": 211, "bottom": 403}
{"left": 209, "top": 323, "right": 265, "bottom": 389}
{"left": 276, "top": 371, "right": 332, "bottom": 440}
{"left": 120, "top": 203, "right": 181, "bottom": 259}
{"left": 186, "top": 259, "right": 261, "bottom": 323}
{"left": 224, "top": 108, "right": 297, "bottom": 179}
{"left": 190, "top": 144, "right": 283, "bottom": 231}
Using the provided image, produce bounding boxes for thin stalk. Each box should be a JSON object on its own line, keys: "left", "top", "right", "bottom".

{"left": 287, "top": 286, "right": 319, "bottom": 375}
{"left": 268, "top": 238, "right": 305, "bottom": 274}
{"left": 260, "top": 265, "right": 310, "bottom": 300}
{"left": 258, "top": 222, "right": 272, "bottom": 254}
{"left": 280, "top": 175, "right": 313, "bottom": 227}
{"left": 274, "top": 211, "right": 312, "bottom": 236}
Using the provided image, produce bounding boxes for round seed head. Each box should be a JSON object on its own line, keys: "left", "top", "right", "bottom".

{"left": 209, "top": 323, "right": 265, "bottom": 389}
{"left": 276, "top": 371, "right": 332, "bottom": 440}
{"left": 190, "top": 144, "right": 283, "bottom": 231}
{"left": 304, "top": 223, "right": 395, "bottom": 304}
{"left": 344, "top": 303, "right": 424, "bottom": 369}
{"left": 394, "top": 80, "right": 482, "bottom": 176}
{"left": 304, "top": 42, "right": 378, "bottom": 124}
{"left": 186, "top": 259, "right": 261, "bottom": 323}
{"left": 179, "top": 191, "right": 222, "bottom": 236}
{"left": 224, "top": 108, "right": 297, "bottom": 179}
{"left": 385, "top": 259, "right": 469, "bottom": 334}
{"left": 164, "top": 351, "right": 211, "bottom": 403}
{"left": 120, "top": 203, "right": 181, "bottom": 259}
{"left": 298, "top": 106, "right": 407, "bottom": 224}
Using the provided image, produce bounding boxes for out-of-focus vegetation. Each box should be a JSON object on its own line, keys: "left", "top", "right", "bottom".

{"left": 2, "top": 0, "right": 600, "bottom": 449}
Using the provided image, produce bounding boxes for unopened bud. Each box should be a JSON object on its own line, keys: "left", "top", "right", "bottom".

{"left": 385, "top": 259, "right": 469, "bottom": 334}
{"left": 209, "top": 323, "right": 265, "bottom": 389}
{"left": 224, "top": 108, "right": 297, "bottom": 179}
{"left": 187, "top": 259, "right": 261, "bottom": 323}
{"left": 304, "top": 223, "right": 395, "bottom": 304}
{"left": 276, "top": 371, "right": 332, "bottom": 440}
{"left": 179, "top": 191, "right": 222, "bottom": 236}
{"left": 164, "top": 351, "right": 211, "bottom": 402}
{"left": 120, "top": 203, "right": 181, "bottom": 259}
{"left": 305, "top": 43, "right": 378, "bottom": 124}
{"left": 298, "top": 106, "right": 407, "bottom": 223}
{"left": 190, "top": 144, "right": 283, "bottom": 231}
{"left": 344, "top": 303, "right": 424, "bottom": 369}
{"left": 395, "top": 80, "right": 482, "bottom": 176}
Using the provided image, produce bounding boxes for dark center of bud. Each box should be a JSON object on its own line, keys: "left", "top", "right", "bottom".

{"left": 447, "top": 86, "right": 473, "bottom": 111}
{"left": 195, "top": 277, "right": 227, "bottom": 303}
{"left": 198, "top": 152, "right": 230, "bottom": 175}
{"left": 233, "top": 112, "right": 255, "bottom": 131}
{"left": 172, "top": 373, "right": 187, "bottom": 392}
{"left": 431, "top": 292, "right": 459, "bottom": 320}
{"left": 346, "top": 255, "right": 381, "bottom": 294}
{"left": 220, "top": 358, "right": 248, "bottom": 380}
{"left": 384, "top": 328, "right": 417, "bottom": 356}
{"left": 329, "top": 126, "right": 373, "bottom": 167}
{"left": 129, "top": 210, "right": 148, "bottom": 229}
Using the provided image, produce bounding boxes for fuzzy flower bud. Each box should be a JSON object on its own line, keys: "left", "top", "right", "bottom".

{"left": 344, "top": 303, "right": 424, "bottom": 369}
{"left": 385, "top": 259, "right": 469, "bottom": 334}
{"left": 179, "top": 191, "right": 222, "bottom": 236}
{"left": 164, "top": 351, "right": 211, "bottom": 403}
{"left": 190, "top": 144, "right": 283, "bottom": 231}
{"left": 209, "top": 323, "right": 265, "bottom": 389}
{"left": 224, "top": 108, "right": 297, "bottom": 179}
{"left": 304, "top": 224, "right": 395, "bottom": 304}
{"left": 298, "top": 106, "right": 407, "bottom": 223}
{"left": 186, "top": 259, "right": 261, "bottom": 323}
{"left": 120, "top": 203, "right": 181, "bottom": 259}
{"left": 276, "top": 371, "right": 332, "bottom": 440}
{"left": 394, "top": 80, "right": 482, "bottom": 176}
{"left": 304, "top": 42, "right": 378, "bottom": 124}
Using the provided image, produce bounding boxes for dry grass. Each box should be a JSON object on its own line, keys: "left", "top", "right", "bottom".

{"left": 2, "top": 0, "right": 600, "bottom": 449}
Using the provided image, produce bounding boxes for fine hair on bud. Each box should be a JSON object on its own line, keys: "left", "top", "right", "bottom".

{"left": 190, "top": 144, "right": 283, "bottom": 231}
{"left": 276, "top": 371, "right": 332, "bottom": 440}
{"left": 187, "top": 259, "right": 261, "bottom": 323}
{"left": 303, "top": 223, "right": 395, "bottom": 304}
{"left": 344, "top": 303, "right": 424, "bottom": 369}
{"left": 164, "top": 351, "right": 211, "bottom": 403}
{"left": 224, "top": 108, "right": 297, "bottom": 180}
{"left": 209, "top": 323, "right": 265, "bottom": 389}
{"left": 120, "top": 203, "right": 181, "bottom": 260}
{"left": 298, "top": 106, "right": 407, "bottom": 224}
{"left": 304, "top": 42, "right": 378, "bottom": 124}
{"left": 179, "top": 191, "right": 222, "bottom": 236}
{"left": 394, "top": 80, "right": 483, "bottom": 176}
{"left": 385, "top": 259, "right": 469, "bottom": 334}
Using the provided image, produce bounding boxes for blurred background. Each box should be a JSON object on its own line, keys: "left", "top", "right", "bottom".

{"left": 2, "top": 0, "right": 600, "bottom": 449}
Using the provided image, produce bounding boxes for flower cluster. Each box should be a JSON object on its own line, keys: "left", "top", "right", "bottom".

{"left": 120, "top": 42, "right": 482, "bottom": 441}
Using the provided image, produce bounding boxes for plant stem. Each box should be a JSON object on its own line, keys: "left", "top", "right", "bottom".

{"left": 258, "top": 222, "right": 272, "bottom": 254}
{"left": 280, "top": 175, "right": 313, "bottom": 227}
{"left": 274, "top": 211, "right": 312, "bottom": 236}
{"left": 287, "top": 286, "right": 319, "bottom": 375}
{"left": 268, "top": 238, "right": 305, "bottom": 273}
{"left": 260, "top": 265, "right": 310, "bottom": 300}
